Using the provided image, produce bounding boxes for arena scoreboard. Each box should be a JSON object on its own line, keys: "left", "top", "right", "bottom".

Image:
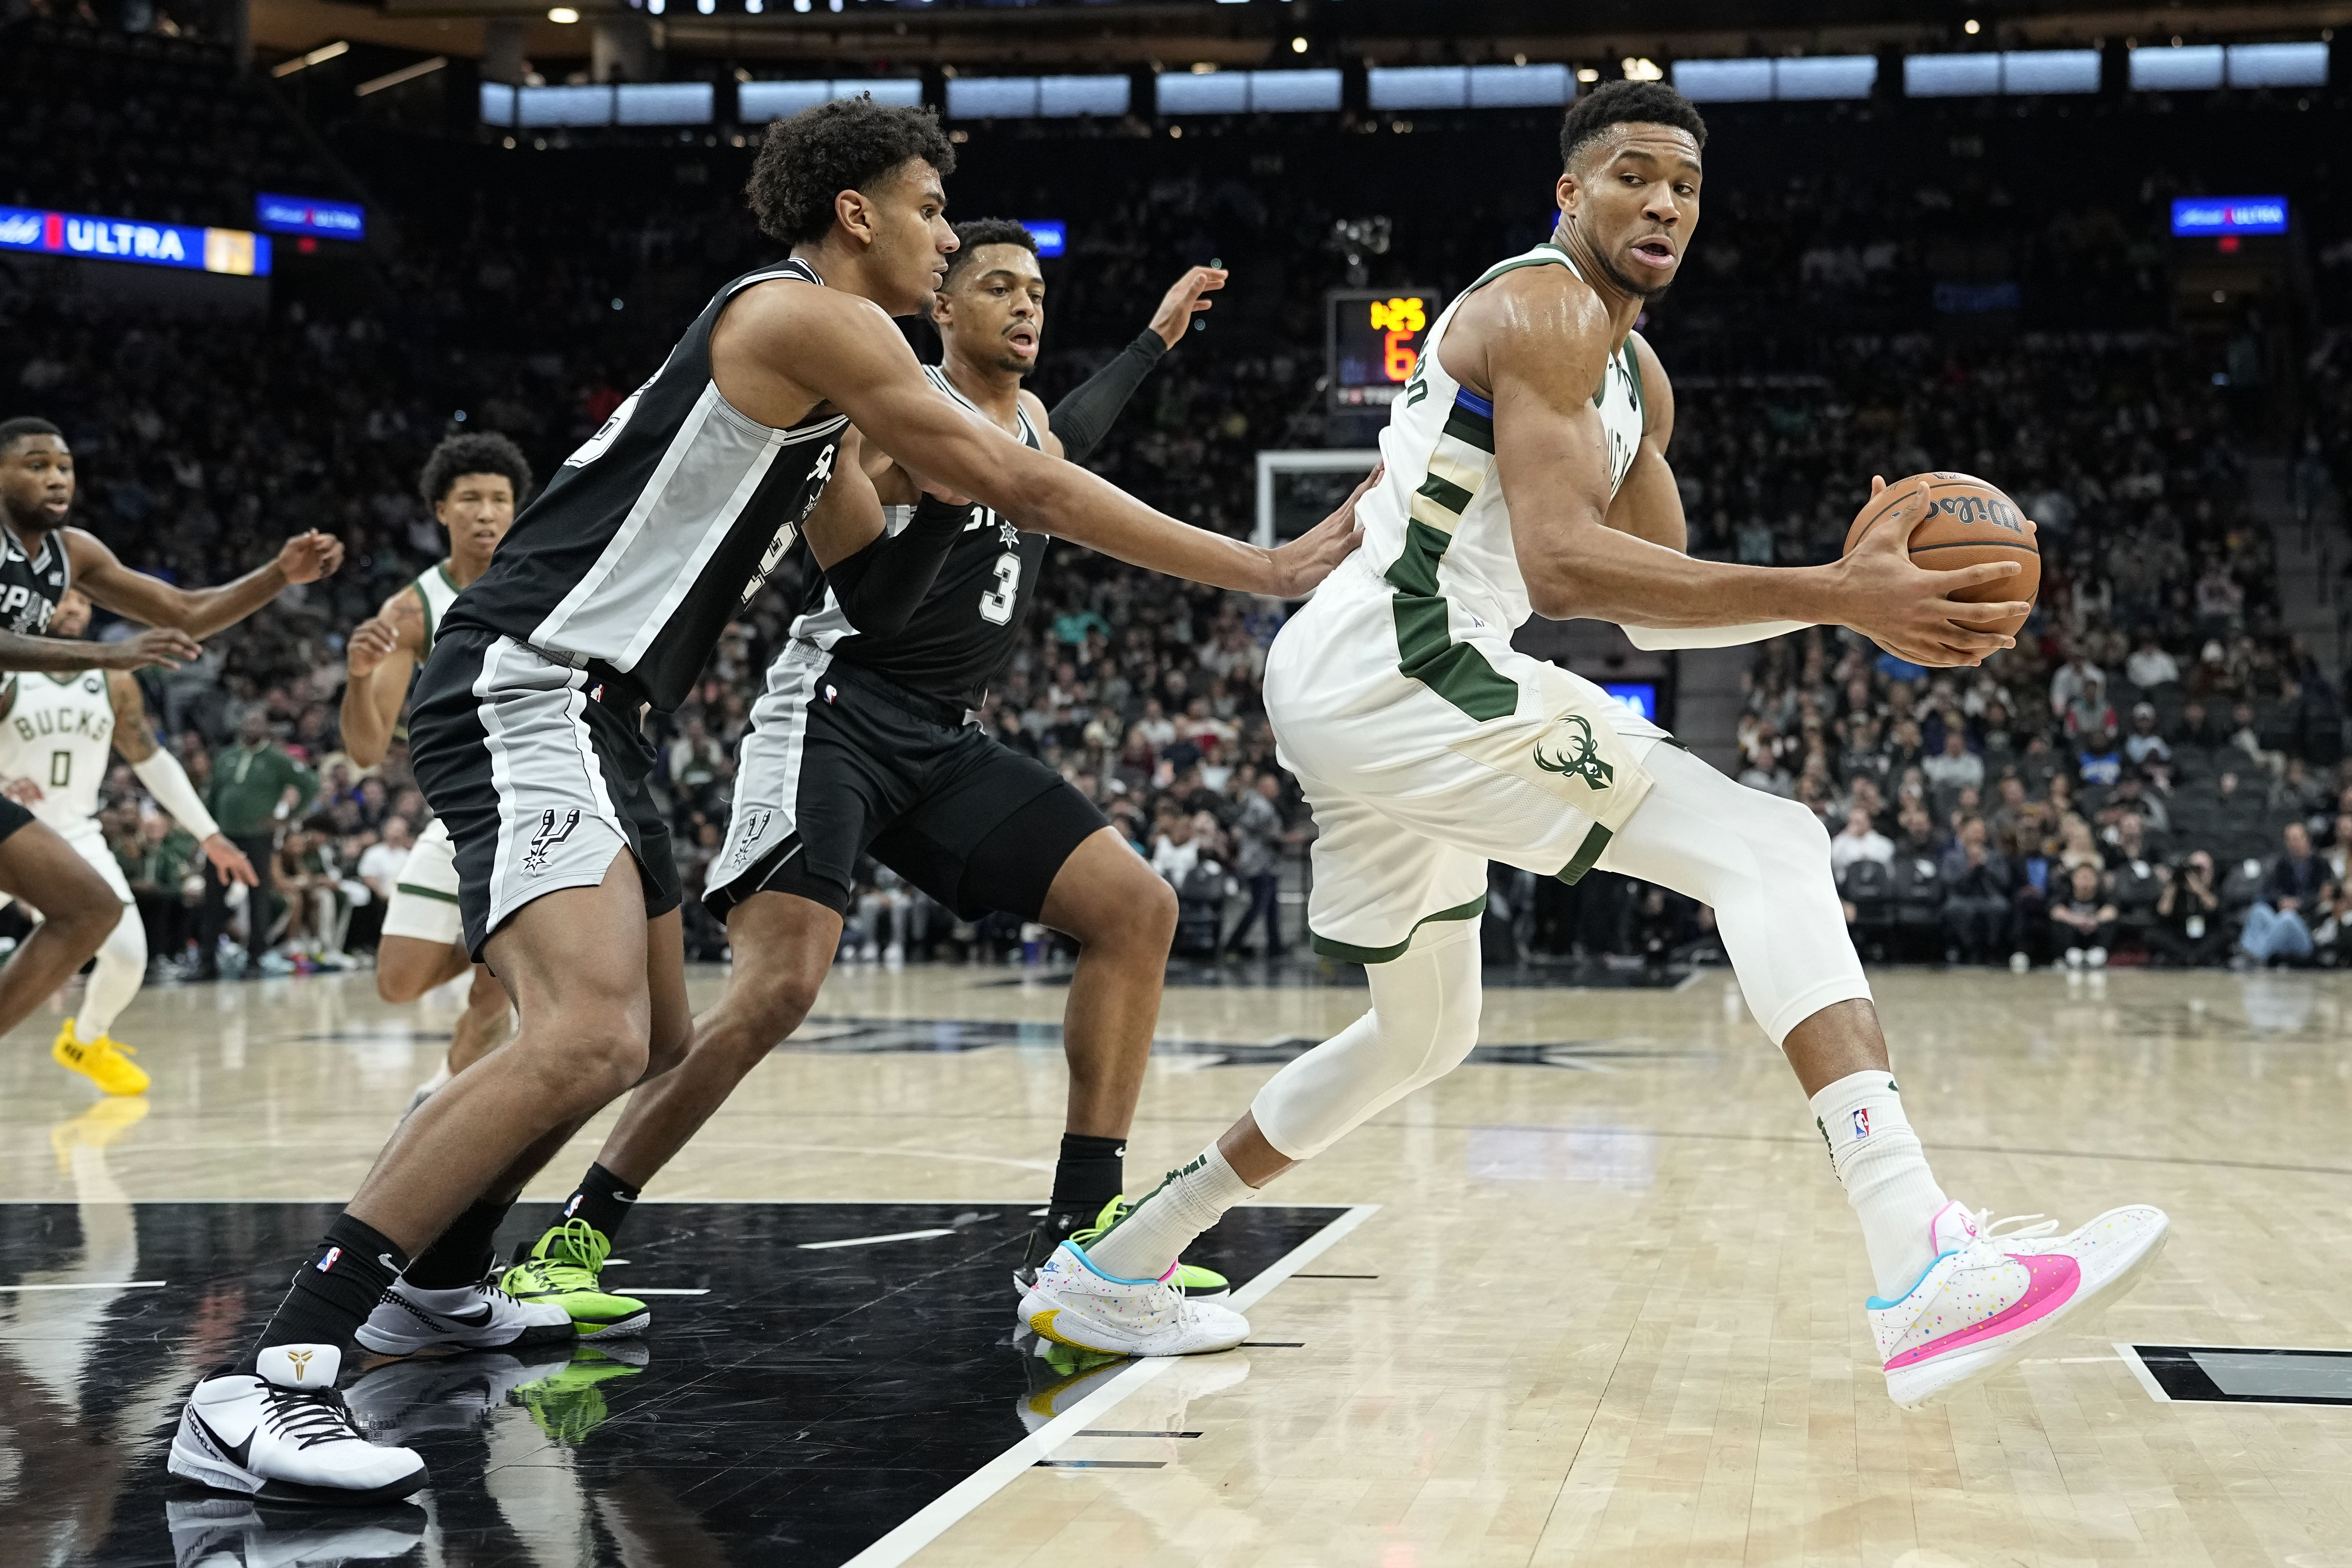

{"left": 1328, "top": 289, "right": 1444, "bottom": 408}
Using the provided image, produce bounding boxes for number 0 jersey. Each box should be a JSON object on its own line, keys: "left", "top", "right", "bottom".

{"left": 442, "top": 258, "right": 848, "bottom": 713}
{"left": 1367, "top": 241, "right": 1645, "bottom": 638}
{"left": 784, "top": 364, "right": 1047, "bottom": 711}
{"left": 0, "top": 669, "right": 114, "bottom": 829}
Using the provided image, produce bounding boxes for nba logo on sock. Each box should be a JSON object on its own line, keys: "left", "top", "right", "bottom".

{"left": 317, "top": 1246, "right": 343, "bottom": 1273}
{"left": 1851, "top": 1108, "right": 1871, "bottom": 1139}
{"left": 563, "top": 1194, "right": 583, "bottom": 1218}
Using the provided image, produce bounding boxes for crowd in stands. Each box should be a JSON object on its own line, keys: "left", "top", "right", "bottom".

{"left": 8, "top": 23, "right": 2352, "bottom": 974}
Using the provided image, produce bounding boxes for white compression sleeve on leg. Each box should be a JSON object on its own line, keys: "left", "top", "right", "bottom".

{"left": 74, "top": 909, "right": 146, "bottom": 1042}
{"left": 1250, "top": 916, "right": 1484, "bottom": 1161}
{"left": 1595, "top": 743, "right": 1871, "bottom": 1046}
{"left": 132, "top": 750, "right": 220, "bottom": 842}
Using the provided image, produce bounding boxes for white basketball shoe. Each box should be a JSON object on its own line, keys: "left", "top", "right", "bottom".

{"left": 354, "top": 1272, "right": 575, "bottom": 1357}
{"left": 1018, "top": 1241, "right": 1250, "bottom": 1357}
{"left": 1870, "top": 1200, "right": 2170, "bottom": 1408}
{"left": 170, "top": 1344, "right": 428, "bottom": 1505}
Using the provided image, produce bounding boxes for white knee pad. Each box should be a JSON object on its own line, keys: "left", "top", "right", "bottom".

{"left": 78, "top": 906, "right": 148, "bottom": 1039}
{"left": 1251, "top": 917, "right": 1483, "bottom": 1161}
{"left": 1597, "top": 743, "right": 1869, "bottom": 1046}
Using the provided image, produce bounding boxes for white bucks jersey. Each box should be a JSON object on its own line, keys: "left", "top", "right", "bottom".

{"left": 413, "top": 563, "right": 461, "bottom": 653}
{"left": 0, "top": 669, "right": 114, "bottom": 828}
{"left": 1359, "top": 242, "right": 1646, "bottom": 656}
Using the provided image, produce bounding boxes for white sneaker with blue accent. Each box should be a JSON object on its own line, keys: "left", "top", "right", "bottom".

{"left": 1871, "top": 1200, "right": 2170, "bottom": 1409}
{"left": 1018, "top": 1241, "right": 1249, "bottom": 1357}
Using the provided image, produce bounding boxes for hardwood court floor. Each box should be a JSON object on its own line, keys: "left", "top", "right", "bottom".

{"left": 6, "top": 959, "right": 2352, "bottom": 1566}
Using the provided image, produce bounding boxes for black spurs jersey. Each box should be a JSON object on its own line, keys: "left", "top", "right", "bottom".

{"left": 0, "top": 527, "right": 71, "bottom": 635}
{"left": 787, "top": 364, "right": 1048, "bottom": 710}
{"left": 444, "top": 258, "right": 848, "bottom": 712}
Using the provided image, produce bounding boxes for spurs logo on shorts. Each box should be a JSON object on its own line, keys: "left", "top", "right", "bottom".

{"left": 730, "top": 808, "right": 773, "bottom": 863}
{"left": 521, "top": 808, "right": 583, "bottom": 876}
{"left": 1532, "top": 714, "right": 1614, "bottom": 791}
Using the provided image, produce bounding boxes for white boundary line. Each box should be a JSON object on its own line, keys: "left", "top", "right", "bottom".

{"left": 2114, "top": 1342, "right": 2173, "bottom": 1403}
{"left": 0, "top": 1280, "right": 166, "bottom": 1291}
{"left": 840, "top": 1203, "right": 1380, "bottom": 1568}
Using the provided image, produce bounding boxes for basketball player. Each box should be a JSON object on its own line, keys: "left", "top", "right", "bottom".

{"left": 171, "top": 96, "right": 1358, "bottom": 1503}
{"left": 504, "top": 227, "right": 1258, "bottom": 1338}
{"left": 0, "top": 590, "right": 259, "bottom": 1095}
{"left": 339, "top": 434, "right": 533, "bottom": 1115}
{"left": 1030, "top": 80, "right": 2169, "bottom": 1400}
{"left": 0, "top": 416, "right": 340, "bottom": 1075}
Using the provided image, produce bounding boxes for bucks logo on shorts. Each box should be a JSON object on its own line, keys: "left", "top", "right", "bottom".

{"left": 1532, "top": 714, "right": 1614, "bottom": 790}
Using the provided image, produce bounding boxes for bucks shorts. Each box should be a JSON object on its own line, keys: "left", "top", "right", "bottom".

{"left": 408, "top": 627, "right": 681, "bottom": 961}
{"left": 707, "top": 643, "right": 1107, "bottom": 922}
{"left": 380, "top": 816, "right": 462, "bottom": 948}
{"left": 1265, "top": 559, "right": 1670, "bottom": 964}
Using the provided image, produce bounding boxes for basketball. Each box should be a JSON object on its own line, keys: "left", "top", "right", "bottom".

{"left": 1843, "top": 471, "right": 2040, "bottom": 638}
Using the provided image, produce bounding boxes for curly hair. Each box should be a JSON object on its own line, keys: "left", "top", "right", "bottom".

{"left": 747, "top": 95, "right": 957, "bottom": 246}
{"left": 940, "top": 217, "right": 1039, "bottom": 290}
{"left": 419, "top": 432, "right": 533, "bottom": 510}
{"left": 1558, "top": 79, "right": 1708, "bottom": 171}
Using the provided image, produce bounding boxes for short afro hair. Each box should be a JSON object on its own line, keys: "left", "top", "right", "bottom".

{"left": 419, "top": 432, "right": 533, "bottom": 511}
{"left": 1558, "top": 79, "right": 1707, "bottom": 172}
{"left": 747, "top": 94, "right": 957, "bottom": 246}
{"left": 940, "top": 218, "right": 1039, "bottom": 289}
{"left": 0, "top": 416, "right": 63, "bottom": 457}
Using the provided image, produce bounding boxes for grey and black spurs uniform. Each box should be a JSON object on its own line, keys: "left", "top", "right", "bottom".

{"left": 407, "top": 257, "right": 848, "bottom": 956}
{"left": 706, "top": 364, "right": 1107, "bottom": 922}
{"left": 0, "top": 524, "right": 76, "bottom": 844}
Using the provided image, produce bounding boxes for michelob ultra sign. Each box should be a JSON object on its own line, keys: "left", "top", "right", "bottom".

{"left": 0, "top": 205, "right": 273, "bottom": 276}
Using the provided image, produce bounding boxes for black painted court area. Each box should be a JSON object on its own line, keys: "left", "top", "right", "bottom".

{"left": 0, "top": 1199, "right": 1348, "bottom": 1567}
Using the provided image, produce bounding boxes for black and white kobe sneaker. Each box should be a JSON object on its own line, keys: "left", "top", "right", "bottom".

{"left": 170, "top": 1344, "right": 427, "bottom": 1506}
{"left": 353, "top": 1271, "right": 574, "bottom": 1357}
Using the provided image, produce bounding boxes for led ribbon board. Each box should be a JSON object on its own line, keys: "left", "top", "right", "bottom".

{"left": 2170, "top": 196, "right": 2289, "bottom": 236}
{"left": 0, "top": 205, "right": 271, "bottom": 275}
{"left": 256, "top": 193, "right": 366, "bottom": 241}
{"left": 1019, "top": 220, "right": 1067, "bottom": 258}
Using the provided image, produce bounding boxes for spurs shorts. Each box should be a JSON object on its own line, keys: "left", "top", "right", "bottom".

{"left": 381, "top": 816, "right": 462, "bottom": 948}
{"left": 1265, "top": 560, "right": 1670, "bottom": 964}
{"left": 707, "top": 644, "right": 1107, "bottom": 922}
{"left": 1, "top": 815, "right": 134, "bottom": 916}
{"left": 0, "top": 796, "right": 32, "bottom": 846}
{"left": 408, "top": 627, "right": 681, "bottom": 961}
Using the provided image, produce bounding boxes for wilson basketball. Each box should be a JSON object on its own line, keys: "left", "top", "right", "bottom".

{"left": 1843, "top": 471, "right": 2040, "bottom": 638}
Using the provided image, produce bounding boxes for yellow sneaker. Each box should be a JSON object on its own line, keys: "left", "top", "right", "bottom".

{"left": 52, "top": 1019, "right": 149, "bottom": 1096}
{"left": 50, "top": 1094, "right": 149, "bottom": 1172}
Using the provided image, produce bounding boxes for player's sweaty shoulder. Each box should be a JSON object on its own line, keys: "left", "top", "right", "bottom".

{"left": 1440, "top": 261, "right": 1616, "bottom": 403}
{"left": 711, "top": 277, "right": 895, "bottom": 428}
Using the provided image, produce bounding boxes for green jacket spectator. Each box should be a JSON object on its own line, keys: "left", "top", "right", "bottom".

{"left": 206, "top": 713, "right": 319, "bottom": 839}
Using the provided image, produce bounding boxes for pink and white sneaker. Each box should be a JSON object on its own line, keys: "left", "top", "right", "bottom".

{"left": 1870, "top": 1200, "right": 2170, "bottom": 1409}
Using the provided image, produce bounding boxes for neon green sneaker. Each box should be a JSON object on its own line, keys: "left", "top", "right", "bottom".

{"left": 498, "top": 1219, "right": 652, "bottom": 1340}
{"left": 514, "top": 1344, "right": 645, "bottom": 1444}
{"left": 1072, "top": 1195, "right": 1230, "bottom": 1299}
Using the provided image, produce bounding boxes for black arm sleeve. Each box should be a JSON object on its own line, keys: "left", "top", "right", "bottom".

{"left": 824, "top": 496, "right": 972, "bottom": 637}
{"left": 1048, "top": 329, "right": 1168, "bottom": 464}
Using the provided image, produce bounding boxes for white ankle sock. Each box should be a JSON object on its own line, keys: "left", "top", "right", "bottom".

{"left": 1080, "top": 1143, "right": 1254, "bottom": 1281}
{"left": 1809, "top": 1069, "right": 1949, "bottom": 1299}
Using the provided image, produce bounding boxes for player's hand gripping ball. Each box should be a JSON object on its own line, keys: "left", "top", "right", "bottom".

{"left": 1843, "top": 471, "right": 2040, "bottom": 640}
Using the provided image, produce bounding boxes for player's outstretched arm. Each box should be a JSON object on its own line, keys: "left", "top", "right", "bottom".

{"left": 339, "top": 589, "right": 425, "bottom": 771}
{"left": 0, "top": 625, "right": 200, "bottom": 674}
{"left": 770, "top": 293, "right": 1350, "bottom": 596}
{"left": 66, "top": 527, "right": 344, "bottom": 638}
{"left": 104, "top": 669, "right": 257, "bottom": 886}
{"left": 802, "top": 428, "right": 970, "bottom": 636}
{"left": 1474, "top": 273, "right": 2022, "bottom": 665}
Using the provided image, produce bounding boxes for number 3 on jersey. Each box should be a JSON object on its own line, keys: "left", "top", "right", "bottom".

{"left": 979, "top": 551, "right": 1020, "bottom": 625}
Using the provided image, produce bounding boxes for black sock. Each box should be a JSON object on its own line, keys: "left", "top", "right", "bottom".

{"left": 1049, "top": 1133, "right": 1127, "bottom": 1224}
{"left": 403, "top": 1197, "right": 515, "bottom": 1290}
{"left": 251, "top": 1215, "right": 408, "bottom": 1365}
{"left": 560, "top": 1163, "right": 641, "bottom": 1245}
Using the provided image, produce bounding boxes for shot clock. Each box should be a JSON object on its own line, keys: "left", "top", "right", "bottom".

{"left": 1328, "top": 289, "right": 1444, "bottom": 408}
